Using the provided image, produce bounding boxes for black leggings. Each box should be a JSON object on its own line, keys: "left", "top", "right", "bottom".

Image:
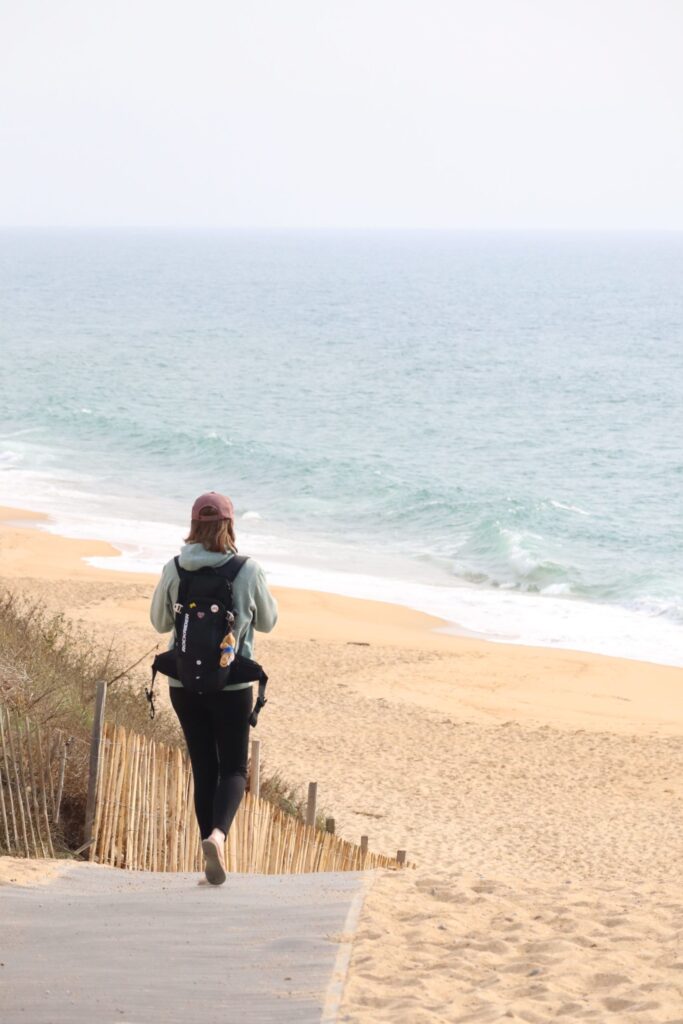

{"left": 169, "top": 685, "right": 252, "bottom": 840}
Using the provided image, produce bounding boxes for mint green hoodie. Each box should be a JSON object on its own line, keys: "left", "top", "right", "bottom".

{"left": 149, "top": 543, "right": 278, "bottom": 689}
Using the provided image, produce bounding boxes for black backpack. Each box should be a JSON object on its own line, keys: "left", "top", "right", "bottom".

{"left": 147, "top": 555, "right": 268, "bottom": 722}
{"left": 172, "top": 555, "right": 247, "bottom": 693}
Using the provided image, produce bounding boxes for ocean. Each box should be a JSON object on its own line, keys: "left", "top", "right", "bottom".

{"left": 1, "top": 229, "right": 682, "bottom": 666}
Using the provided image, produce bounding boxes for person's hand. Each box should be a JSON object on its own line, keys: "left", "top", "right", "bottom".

{"left": 249, "top": 696, "right": 267, "bottom": 727}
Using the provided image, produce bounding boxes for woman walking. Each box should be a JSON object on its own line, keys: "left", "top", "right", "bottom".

{"left": 150, "top": 492, "right": 277, "bottom": 885}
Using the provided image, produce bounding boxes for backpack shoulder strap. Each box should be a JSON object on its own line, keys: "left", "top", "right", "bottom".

{"left": 213, "top": 555, "right": 249, "bottom": 583}
{"left": 173, "top": 555, "right": 192, "bottom": 607}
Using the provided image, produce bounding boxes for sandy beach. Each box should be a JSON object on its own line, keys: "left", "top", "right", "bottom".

{"left": 2, "top": 505, "right": 683, "bottom": 1022}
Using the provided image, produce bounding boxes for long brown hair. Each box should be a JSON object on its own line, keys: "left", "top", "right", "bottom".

{"left": 185, "top": 507, "right": 237, "bottom": 553}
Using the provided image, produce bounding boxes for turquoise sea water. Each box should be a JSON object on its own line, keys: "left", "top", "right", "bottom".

{"left": 1, "top": 230, "right": 682, "bottom": 664}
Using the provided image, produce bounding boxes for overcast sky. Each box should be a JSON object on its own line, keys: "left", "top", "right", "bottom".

{"left": 1, "top": 0, "right": 682, "bottom": 229}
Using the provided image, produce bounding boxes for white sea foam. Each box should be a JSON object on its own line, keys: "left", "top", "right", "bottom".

{"left": 0, "top": 449, "right": 22, "bottom": 468}
{"left": 2, "top": 468, "right": 682, "bottom": 669}
{"left": 204, "top": 430, "right": 233, "bottom": 446}
{"left": 40, "top": 506, "right": 683, "bottom": 670}
{"left": 549, "top": 499, "right": 591, "bottom": 516}
{"left": 541, "top": 582, "right": 573, "bottom": 596}
{"left": 259, "top": 560, "right": 683, "bottom": 668}
{"left": 501, "top": 528, "right": 540, "bottom": 577}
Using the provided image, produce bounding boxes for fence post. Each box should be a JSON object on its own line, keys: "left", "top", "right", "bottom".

{"left": 305, "top": 782, "right": 317, "bottom": 828}
{"left": 250, "top": 738, "right": 261, "bottom": 799}
{"left": 83, "top": 680, "right": 107, "bottom": 851}
{"left": 325, "top": 817, "right": 335, "bottom": 834}
{"left": 54, "top": 737, "right": 70, "bottom": 824}
{"left": 396, "top": 849, "right": 407, "bottom": 866}
{"left": 360, "top": 835, "right": 369, "bottom": 854}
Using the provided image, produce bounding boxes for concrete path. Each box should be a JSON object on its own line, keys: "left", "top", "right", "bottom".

{"left": 1, "top": 864, "right": 371, "bottom": 1024}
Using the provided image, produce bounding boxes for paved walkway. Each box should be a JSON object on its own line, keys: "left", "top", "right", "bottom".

{"left": 1, "top": 864, "right": 370, "bottom": 1024}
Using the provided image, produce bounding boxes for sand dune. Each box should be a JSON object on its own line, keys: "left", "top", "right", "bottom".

{"left": 2, "top": 506, "right": 682, "bottom": 1022}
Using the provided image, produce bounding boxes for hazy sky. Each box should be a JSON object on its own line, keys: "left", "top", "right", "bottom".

{"left": 1, "top": 1, "right": 682, "bottom": 228}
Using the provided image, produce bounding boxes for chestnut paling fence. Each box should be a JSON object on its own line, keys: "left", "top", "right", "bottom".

{"left": 89, "top": 720, "right": 407, "bottom": 873}
{"left": 0, "top": 702, "right": 72, "bottom": 858}
{"left": 0, "top": 688, "right": 410, "bottom": 872}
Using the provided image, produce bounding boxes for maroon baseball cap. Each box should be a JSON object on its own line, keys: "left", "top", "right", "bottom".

{"left": 191, "top": 491, "right": 235, "bottom": 522}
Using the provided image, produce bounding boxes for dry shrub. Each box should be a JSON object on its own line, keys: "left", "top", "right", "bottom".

{"left": 0, "top": 591, "right": 178, "bottom": 742}
{"left": 0, "top": 589, "right": 179, "bottom": 850}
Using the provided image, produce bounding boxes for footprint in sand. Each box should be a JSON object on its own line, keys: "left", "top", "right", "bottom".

{"left": 498, "top": 959, "right": 539, "bottom": 975}
{"left": 602, "top": 996, "right": 637, "bottom": 1011}
{"left": 591, "top": 972, "right": 630, "bottom": 988}
{"left": 468, "top": 939, "right": 509, "bottom": 954}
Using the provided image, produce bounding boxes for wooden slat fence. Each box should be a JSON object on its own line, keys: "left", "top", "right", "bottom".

{"left": 91, "top": 722, "right": 406, "bottom": 873}
{"left": 0, "top": 703, "right": 71, "bottom": 858}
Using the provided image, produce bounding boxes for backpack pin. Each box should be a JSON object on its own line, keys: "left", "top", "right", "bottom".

{"left": 210, "top": 604, "right": 219, "bottom": 612}
{"left": 197, "top": 611, "right": 205, "bottom": 618}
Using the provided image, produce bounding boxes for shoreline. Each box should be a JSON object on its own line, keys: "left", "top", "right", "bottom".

{"left": 1, "top": 503, "right": 682, "bottom": 736}
{"left": 0, "top": 504, "right": 459, "bottom": 649}
{"left": 1, "top": 500, "right": 682, "bottom": 670}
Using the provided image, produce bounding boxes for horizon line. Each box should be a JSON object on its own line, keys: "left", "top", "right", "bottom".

{"left": 2, "top": 224, "right": 683, "bottom": 233}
